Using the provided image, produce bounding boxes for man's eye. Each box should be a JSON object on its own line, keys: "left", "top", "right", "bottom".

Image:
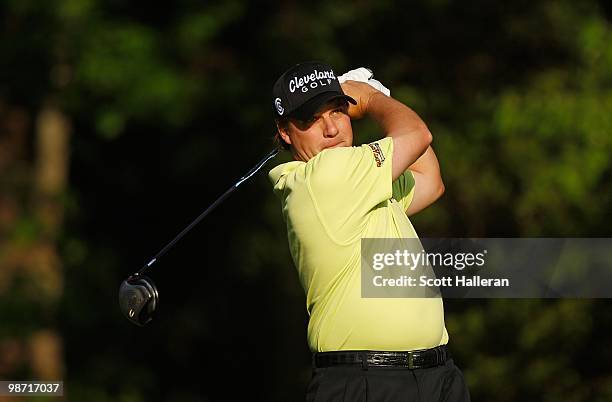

{"left": 295, "top": 117, "right": 316, "bottom": 128}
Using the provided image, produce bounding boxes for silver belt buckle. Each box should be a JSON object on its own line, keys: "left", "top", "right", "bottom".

{"left": 407, "top": 353, "right": 415, "bottom": 369}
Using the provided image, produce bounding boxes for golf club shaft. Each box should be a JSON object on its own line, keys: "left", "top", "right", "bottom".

{"left": 137, "top": 148, "right": 279, "bottom": 275}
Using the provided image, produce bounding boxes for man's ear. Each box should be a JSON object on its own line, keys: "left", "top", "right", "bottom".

{"left": 276, "top": 122, "right": 292, "bottom": 146}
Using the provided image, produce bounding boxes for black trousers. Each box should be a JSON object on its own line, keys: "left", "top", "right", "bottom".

{"left": 306, "top": 358, "right": 470, "bottom": 402}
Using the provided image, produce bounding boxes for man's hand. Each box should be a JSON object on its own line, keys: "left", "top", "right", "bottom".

{"left": 338, "top": 67, "right": 391, "bottom": 96}
{"left": 340, "top": 80, "right": 382, "bottom": 120}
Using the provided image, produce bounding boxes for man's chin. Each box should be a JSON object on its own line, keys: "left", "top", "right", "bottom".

{"left": 323, "top": 142, "right": 345, "bottom": 150}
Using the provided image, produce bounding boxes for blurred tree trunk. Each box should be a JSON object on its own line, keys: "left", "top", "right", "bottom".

{"left": 0, "top": 100, "right": 69, "bottom": 400}
{"left": 30, "top": 101, "right": 69, "bottom": 380}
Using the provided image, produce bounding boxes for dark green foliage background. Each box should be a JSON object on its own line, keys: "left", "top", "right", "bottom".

{"left": 2, "top": 0, "right": 612, "bottom": 400}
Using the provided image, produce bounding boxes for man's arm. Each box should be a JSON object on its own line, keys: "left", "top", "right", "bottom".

{"left": 341, "top": 81, "right": 432, "bottom": 181}
{"left": 341, "top": 81, "right": 444, "bottom": 213}
{"left": 406, "top": 146, "right": 445, "bottom": 216}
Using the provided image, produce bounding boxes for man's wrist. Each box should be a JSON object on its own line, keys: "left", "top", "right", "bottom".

{"left": 365, "top": 91, "right": 392, "bottom": 116}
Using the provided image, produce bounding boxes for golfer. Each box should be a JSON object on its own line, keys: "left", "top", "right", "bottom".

{"left": 269, "top": 61, "right": 470, "bottom": 402}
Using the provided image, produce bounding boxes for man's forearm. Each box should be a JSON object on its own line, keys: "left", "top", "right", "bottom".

{"left": 366, "top": 92, "right": 429, "bottom": 138}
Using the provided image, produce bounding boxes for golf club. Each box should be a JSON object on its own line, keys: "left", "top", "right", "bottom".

{"left": 119, "top": 148, "right": 279, "bottom": 326}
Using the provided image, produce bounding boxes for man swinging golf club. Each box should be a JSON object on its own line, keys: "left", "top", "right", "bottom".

{"left": 269, "top": 61, "right": 470, "bottom": 401}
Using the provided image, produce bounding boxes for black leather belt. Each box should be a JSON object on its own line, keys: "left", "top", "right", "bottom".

{"left": 313, "top": 345, "right": 450, "bottom": 369}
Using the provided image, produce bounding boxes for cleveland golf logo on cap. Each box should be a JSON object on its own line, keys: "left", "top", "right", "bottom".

{"left": 289, "top": 69, "right": 336, "bottom": 93}
{"left": 272, "top": 62, "right": 355, "bottom": 120}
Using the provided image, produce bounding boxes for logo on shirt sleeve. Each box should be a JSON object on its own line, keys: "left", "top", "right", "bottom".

{"left": 368, "top": 142, "right": 386, "bottom": 167}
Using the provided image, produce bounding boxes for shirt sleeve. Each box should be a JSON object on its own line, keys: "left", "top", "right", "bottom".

{"left": 304, "top": 137, "right": 394, "bottom": 244}
{"left": 392, "top": 170, "right": 416, "bottom": 212}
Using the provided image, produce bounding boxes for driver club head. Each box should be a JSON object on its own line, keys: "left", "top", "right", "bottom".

{"left": 119, "top": 274, "right": 159, "bottom": 326}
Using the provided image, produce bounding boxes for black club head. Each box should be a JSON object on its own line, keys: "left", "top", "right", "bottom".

{"left": 119, "top": 274, "right": 159, "bottom": 326}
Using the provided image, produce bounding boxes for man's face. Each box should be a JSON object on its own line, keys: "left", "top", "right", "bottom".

{"left": 278, "top": 99, "right": 353, "bottom": 162}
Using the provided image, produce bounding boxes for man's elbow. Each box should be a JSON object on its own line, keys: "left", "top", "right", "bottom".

{"left": 433, "top": 178, "right": 445, "bottom": 202}
{"left": 417, "top": 125, "right": 433, "bottom": 152}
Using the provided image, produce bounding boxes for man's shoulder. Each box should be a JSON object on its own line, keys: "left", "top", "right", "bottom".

{"left": 311, "top": 138, "right": 393, "bottom": 170}
{"left": 269, "top": 139, "right": 392, "bottom": 192}
{"left": 269, "top": 161, "right": 301, "bottom": 184}
{"left": 308, "top": 139, "right": 393, "bottom": 187}
{"left": 268, "top": 147, "right": 355, "bottom": 187}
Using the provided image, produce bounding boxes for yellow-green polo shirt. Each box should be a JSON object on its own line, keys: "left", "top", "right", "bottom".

{"left": 269, "top": 137, "right": 449, "bottom": 352}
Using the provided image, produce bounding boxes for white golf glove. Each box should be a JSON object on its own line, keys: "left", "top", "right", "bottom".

{"left": 337, "top": 67, "right": 391, "bottom": 96}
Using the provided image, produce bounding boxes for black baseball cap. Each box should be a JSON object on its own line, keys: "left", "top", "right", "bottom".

{"left": 272, "top": 61, "right": 356, "bottom": 121}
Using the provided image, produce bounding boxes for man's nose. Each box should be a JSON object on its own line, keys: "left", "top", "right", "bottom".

{"left": 321, "top": 115, "right": 339, "bottom": 137}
